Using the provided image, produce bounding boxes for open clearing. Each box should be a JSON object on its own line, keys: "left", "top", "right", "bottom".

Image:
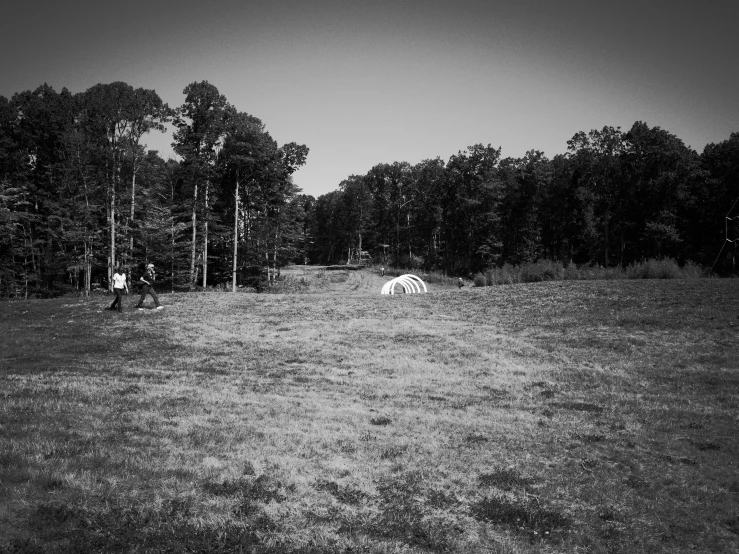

{"left": 278, "top": 265, "right": 393, "bottom": 294}
{"left": 1, "top": 273, "right": 738, "bottom": 553}
{"left": 276, "top": 265, "right": 459, "bottom": 294}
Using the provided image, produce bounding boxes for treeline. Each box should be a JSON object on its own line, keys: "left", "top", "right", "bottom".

{"left": 308, "top": 124, "right": 739, "bottom": 276}
{"left": 2, "top": 81, "right": 738, "bottom": 300}
{"left": 0, "top": 81, "right": 308, "bottom": 298}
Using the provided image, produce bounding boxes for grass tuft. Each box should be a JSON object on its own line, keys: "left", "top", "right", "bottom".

{"left": 470, "top": 495, "right": 571, "bottom": 542}
{"left": 479, "top": 467, "right": 534, "bottom": 491}
{"left": 314, "top": 480, "right": 367, "bottom": 505}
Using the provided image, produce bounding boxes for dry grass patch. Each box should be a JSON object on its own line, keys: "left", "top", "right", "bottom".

{"left": 1, "top": 277, "right": 738, "bottom": 553}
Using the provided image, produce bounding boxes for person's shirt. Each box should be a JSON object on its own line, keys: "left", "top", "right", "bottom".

{"left": 112, "top": 272, "right": 127, "bottom": 289}
{"left": 143, "top": 268, "right": 155, "bottom": 284}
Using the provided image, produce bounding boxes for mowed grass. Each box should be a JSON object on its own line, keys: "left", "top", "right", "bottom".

{"left": 1, "top": 277, "right": 738, "bottom": 553}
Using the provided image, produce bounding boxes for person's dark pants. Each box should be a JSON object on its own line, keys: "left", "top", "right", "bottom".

{"left": 109, "top": 288, "right": 124, "bottom": 311}
{"left": 136, "top": 285, "right": 160, "bottom": 308}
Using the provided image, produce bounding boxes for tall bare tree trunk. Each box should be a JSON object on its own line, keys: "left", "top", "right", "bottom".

{"left": 407, "top": 212, "right": 412, "bottom": 260}
{"left": 110, "top": 150, "right": 120, "bottom": 292}
{"left": 28, "top": 225, "right": 37, "bottom": 275}
{"left": 190, "top": 181, "right": 198, "bottom": 290}
{"left": 604, "top": 201, "right": 610, "bottom": 267}
{"left": 129, "top": 159, "right": 137, "bottom": 278}
{"left": 79, "top": 158, "right": 92, "bottom": 297}
{"left": 24, "top": 248, "right": 28, "bottom": 300}
{"left": 203, "top": 178, "right": 209, "bottom": 288}
{"left": 244, "top": 197, "right": 251, "bottom": 251}
{"left": 274, "top": 220, "right": 280, "bottom": 278}
{"left": 232, "top": 175, "right": 240, "bottom": 293}
{"left": 170, "top": 174, "right": 176, "bottom": 293}
{"left": 85, "top": 239, "right": 91, "bottom": 297}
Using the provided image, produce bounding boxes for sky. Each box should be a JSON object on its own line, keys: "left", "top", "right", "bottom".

{"left": 1, "top": 0, "right": 737, "bottom": 197}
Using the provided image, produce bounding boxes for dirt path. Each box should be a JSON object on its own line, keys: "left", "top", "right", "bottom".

{"left": 336, "top": 268, "right": 388, "bottom": 294}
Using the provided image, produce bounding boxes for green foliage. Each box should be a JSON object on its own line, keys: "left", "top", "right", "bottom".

{"left": 377, "top": 265, "right": 459, "bottom": 287}
{"left": 1, "top": 76, "right": 738, "bottom": 299}
{"left": 0, "top": 81, "right": 310, "bottom": 299}
{"left": 266, "top": 273, "right": 311, "bottom": 294}
{"left": 626, "top": 258, "right": 697, "bottom": 279}
{"left": 474, "top": 258, "right": 705, "bottom": 286}
{"left": 308, "top": 121, "right": 738, "bottom": 279}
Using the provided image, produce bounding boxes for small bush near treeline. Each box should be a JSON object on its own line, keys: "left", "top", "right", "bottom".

{"left": 473, "top": 258, "right": 705, "bottom": 286}
{"left": 370, "top": 252, "right": 457, "bottom": 285}
{"left": 374, "top": 265, "right": 459, "bottom": 287}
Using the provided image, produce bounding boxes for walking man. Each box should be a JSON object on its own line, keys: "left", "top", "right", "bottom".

{"left": 108, "top": 266, "right": 129, "bottom": 311}
{"left": 136, "top": 263, "right": 163, "bottom": 310}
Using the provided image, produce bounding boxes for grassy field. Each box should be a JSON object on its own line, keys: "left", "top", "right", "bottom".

{"left": 1, "top": 271, "right": 738, "bottom": 553}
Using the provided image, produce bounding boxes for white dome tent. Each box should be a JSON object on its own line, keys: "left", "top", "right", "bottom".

{"left": 381, "top": 274, "right": 428, "bottom": 295}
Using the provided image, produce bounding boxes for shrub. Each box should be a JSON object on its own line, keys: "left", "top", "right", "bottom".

{"left": 563, "top": 264, "right": 585, "bottom": 281}
{"left": 520, "top": 260, "right": 564, "bottom": 283}
{"left": 682, "top": 260, "right": 705, "bottom": 278}
{"left": 378, "top": 266, "right": 459, "bottom": 287}
{"left": 480, "top": 264, "right": 523, "bottom": 285}
{"left": 267, "top": 274, "right": 310, "bottom": 294}
{"left": 394, "top": 254, "right": 425, "bottom": 269}
{"left": 473, "top": 258, "right": 705, "bottom": 287}
{"left": 378, "top": 258, "right": 704, "bottom": 288}
{"left": 239, "top": 265, "right": 267, "bottom": 292}
{"left": 627, "top": 257, "right": 684, "bottom": 279}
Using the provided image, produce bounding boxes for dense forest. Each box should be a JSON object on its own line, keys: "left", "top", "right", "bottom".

{"left": 0, "top": 81, "right": 308, "bottom": 297}
{"left": 1, "top": 82, "right": 738, "bottom": 298}
{"left": 311, "top": 127, "right": 739, "bottom": 276}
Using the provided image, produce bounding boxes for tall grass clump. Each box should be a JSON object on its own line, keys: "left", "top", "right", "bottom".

{"left": 474, "top": 258, "right": 705, "bottom": 286}
{"left": 474, "top": 264, "right": 520, "bottom": 286}
{"left": 377, "top": 265, "right": 459, "bottom": 287}
{"left": 475, "top": 261, "right": 564, "bottom": 286}
{"left": 419, "top": 271, "right": 459, "bottom": 287}
{"left": 267, "top": 274, "right": 311, "bottom": 293}
{"left": 626, "top": 258, "right": 704, "bottom": 280}
{"left": 520, "top": 260, "right": 564, "bottom": 282}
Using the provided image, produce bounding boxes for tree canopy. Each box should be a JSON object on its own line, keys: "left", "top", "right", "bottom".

{"left": 0, "top": 80, "right": 737, "bottom": 299}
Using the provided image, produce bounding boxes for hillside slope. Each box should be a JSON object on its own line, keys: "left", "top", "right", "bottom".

{"left": 1, "top": 280, "right": 738, "bottom": 553}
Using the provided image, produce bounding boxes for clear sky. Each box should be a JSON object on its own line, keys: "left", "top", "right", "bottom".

{"left": 1, "top": 0, "right": 737, "bottom": 197}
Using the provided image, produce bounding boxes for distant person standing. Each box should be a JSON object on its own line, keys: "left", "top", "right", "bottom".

{"left": 381, "top": 266, "right": 385, "bottom": 276}
{"left": 108, "top": 266, "right": 129, "bottom": 311}
{"left": 458, "top": 277, "right": 464, "bottom": 289}
{"left": 136, "top": 263, "right": 163, "bottom": 310}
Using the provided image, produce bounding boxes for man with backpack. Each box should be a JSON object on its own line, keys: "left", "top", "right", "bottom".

{"left": 136, "top": 263, "right": 163, "bottom": 310}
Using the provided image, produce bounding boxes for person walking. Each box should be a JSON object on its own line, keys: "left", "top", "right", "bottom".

{"left": 136, "top": 263, "right": 163, "bottom": 310}
{"left": 108, "top": 266, "right": 129, "bottom": 311}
